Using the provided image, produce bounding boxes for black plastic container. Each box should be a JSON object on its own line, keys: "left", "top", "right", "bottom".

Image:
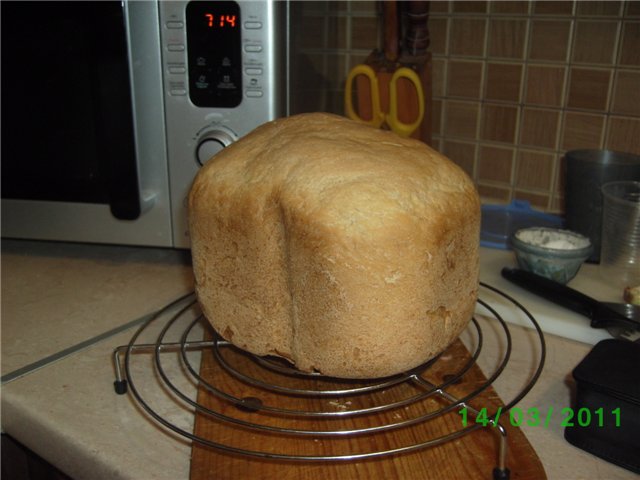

{"left": 564, "top": 150, "right": 640, "bottom": 263}
{"left": 564, "top": 339, "right": 640, "bottom": 473}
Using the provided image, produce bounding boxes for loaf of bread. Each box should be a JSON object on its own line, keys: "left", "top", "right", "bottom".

{"left": 188, "top": 113, "right": 480, "bottom": 378}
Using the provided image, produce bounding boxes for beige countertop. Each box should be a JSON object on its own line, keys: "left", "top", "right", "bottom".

{"left": 1, "top": 240, "right": 636, "bottom": 479}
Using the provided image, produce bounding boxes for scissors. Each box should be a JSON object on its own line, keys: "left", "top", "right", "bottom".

{"left": 344, "top": 64, "right": 425, "bottom": 138}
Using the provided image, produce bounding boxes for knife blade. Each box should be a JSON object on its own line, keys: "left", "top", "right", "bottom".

{"left": 501, "top": 267, "right": 640, "bottom": 342}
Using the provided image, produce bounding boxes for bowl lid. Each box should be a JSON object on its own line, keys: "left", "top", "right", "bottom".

{"left": 481, "top": 200, "right": 563, "bottom": 250}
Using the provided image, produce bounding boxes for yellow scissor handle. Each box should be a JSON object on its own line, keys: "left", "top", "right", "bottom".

{"left": 344, "top": 64, "right": 385, "bottom": 128}
{"left": 388, "top": 67, "right": 425, "bottom": 137}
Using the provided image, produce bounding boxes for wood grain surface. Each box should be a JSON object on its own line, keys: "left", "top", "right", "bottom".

{"left": 189, "top": 337, "right": 546, "bottom": 480}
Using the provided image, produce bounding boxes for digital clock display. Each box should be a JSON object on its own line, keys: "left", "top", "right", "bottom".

{"left": 186, "top": 1, "right": 242, "bottom": 108}
{"left": 204, "top": 13, "right": 237, "bottom": 28}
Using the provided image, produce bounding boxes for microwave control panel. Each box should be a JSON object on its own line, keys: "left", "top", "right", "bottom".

{"left": 158, "top": 0, "right": 288, "bottom": 247}
{"left": 185, "top": 0, "right": 242, "bottom": 108}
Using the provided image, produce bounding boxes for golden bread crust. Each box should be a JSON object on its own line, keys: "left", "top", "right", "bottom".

{"left": 189, "top": 113, "right": 480, "bottom": 378}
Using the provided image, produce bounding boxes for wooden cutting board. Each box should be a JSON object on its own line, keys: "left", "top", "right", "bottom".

{"left": 189, "top": 337, "right": 546, "bottom": 480}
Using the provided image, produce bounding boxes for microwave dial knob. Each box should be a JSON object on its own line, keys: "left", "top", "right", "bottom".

{"left": 196, "top": 129, "right": 236, "bottom": 166}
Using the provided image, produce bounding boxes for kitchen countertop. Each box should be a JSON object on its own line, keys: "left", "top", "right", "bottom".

{"left": 1, "top": 239, "right": 636, "bottom": 479}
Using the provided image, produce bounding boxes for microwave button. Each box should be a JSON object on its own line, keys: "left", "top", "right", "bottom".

{"left": 166, "top": 21, "right": 184, "bottom": 29}
{"left": 196, "top": 138, "right": 226, "bottom": 165}
{"left": 244, "top": 44, "right": 262, "bottom": 53}
{"left": 246, "top": 89, "right": 263, "bottom": 98}
{"left": 245, "top": 67, "right": 263, "bottom": 76}
{"left": 167, "top": 44, "right": 185, "bottom": 52}
{"left": 196, "top": 128, "right": 236, "bottom": 166}
{"left": 194, "top": 71, "right": 215, "bottom": 90}
{"left": 216, "top": 67, "right": 239, "bottom": 88}
{"left": 168, "top": 64, "right": 187, "bottom": 74}
{"left": 244, "top": 21, "right": 262, "bottom": 30}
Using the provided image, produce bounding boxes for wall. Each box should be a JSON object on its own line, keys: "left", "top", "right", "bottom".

{"left": 292, "top": 1, "right": 640, "bottom": 212}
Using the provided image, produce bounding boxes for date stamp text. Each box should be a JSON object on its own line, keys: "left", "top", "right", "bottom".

{"left": 458, "top": 406, "right": 621, "bottom": 428}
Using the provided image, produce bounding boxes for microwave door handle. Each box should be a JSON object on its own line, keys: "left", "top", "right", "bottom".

{"left": 95, "top": 57, "right": 150, "bottom": 220}
{"left": 106, "top": 142, "right": 143, "bottom": 220}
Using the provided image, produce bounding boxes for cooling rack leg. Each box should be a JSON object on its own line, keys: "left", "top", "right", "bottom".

{"left": 491, "top": 422, "right": 510, "bottom": 480}
{"left": 111, "top": 340, "right": 214, "bottom": 395}
{"left": 112, "top": 347, "right": 128, "bottom": 395}
{"left": 456, "top": 402, "right": 510, "bottom": 480}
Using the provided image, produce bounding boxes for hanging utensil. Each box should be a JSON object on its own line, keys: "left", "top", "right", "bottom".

{"left": 344, "top": 65, "right": 424, "bottom": 137}
{"left": 344, "top": 1, "right": 425, "bottom": 138}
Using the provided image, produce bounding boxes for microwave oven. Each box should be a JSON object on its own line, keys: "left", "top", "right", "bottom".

{"left": 2, "top": 0, "right": 309, "bottom": 248}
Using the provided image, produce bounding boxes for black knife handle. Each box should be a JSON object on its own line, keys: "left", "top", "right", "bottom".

{"left": 501, "top": 267, "right": 599, "bottom": 319}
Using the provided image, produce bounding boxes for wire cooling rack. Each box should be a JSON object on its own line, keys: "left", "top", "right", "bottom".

{"left": 112, "top": 283, "right": 545, "bottom": 480}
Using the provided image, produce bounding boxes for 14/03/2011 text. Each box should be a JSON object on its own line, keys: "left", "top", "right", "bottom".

{"left": 458, "top": 406, "right": 621, "bottom": 428}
